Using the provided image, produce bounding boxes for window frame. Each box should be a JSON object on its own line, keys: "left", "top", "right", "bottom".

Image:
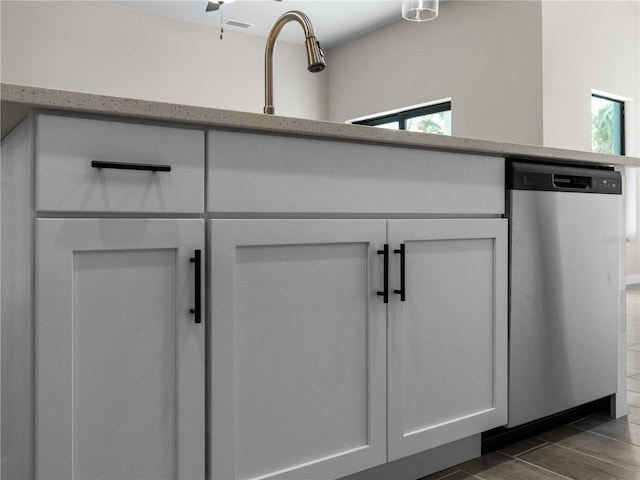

{"left": 592, "top": 93, "right": 625, "bottom": 156}
{"left": 353, "top": 101, "right": 452, "bottom": 131}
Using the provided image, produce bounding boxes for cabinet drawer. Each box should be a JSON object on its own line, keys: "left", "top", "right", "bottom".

{"left": 208, "top": 130, "right": 504, "bottom": 215}
{"left": 36, "top": 114, "right": 204, "bottom": 213}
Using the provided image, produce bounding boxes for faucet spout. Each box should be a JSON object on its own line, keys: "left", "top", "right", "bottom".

{"left": 264, "top": 10, "right": 326, "bottom": 115}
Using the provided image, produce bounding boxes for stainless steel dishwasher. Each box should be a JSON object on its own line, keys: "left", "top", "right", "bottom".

{"left": 507, "top": 160, "right": 623, "bottom": 427}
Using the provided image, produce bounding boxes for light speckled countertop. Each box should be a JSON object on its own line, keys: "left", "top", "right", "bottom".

{"left": 3, "top": 83, "right": 639, "bottom": 167}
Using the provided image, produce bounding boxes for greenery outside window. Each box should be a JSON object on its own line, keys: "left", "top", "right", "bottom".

{"left": 354, "top": 102, "right": 452, "bottom": 136}
{"left": 592, "top": 94, "right": 625, "bottom": 155}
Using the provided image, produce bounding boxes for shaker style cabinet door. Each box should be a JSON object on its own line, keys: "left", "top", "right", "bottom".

{"left": 386, "top": 219, "right": 508, "bottom": 461}
{"left": 36, "top": 219, "right": 205, "bottom": 480}
{"left": 209, "top": 219, "right": 387, "bottom": 480}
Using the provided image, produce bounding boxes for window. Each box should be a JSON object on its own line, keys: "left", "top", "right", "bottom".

{"left": 354, "top": 102, "right": 452, "bottom": 136}
{"left": 592, "top": 94, "right": 625, "bottom": 155}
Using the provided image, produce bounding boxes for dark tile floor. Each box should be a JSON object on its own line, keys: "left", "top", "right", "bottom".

{"left": 422, "top": 285, "right": 640, "bottom": 480}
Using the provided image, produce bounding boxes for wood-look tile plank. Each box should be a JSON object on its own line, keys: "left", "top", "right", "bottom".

{"left": 536, "top": 425, "right": 640, "bottom": 472}
{"left": 622, "top": 405, "right": 640, "bottom": 426}
{"left": 441, "top": 472, "right": 483, "bottom": 480}
{"left": 520, "top": 443, "right": 639, "bottom": 479}
{"left": 419, "top": 467, "right": 465, "bottom": 479}
{"left": 419, "top": 469, "right": 481, "bottom": 480}
{"left": 588, "top": 419, "right": 640, "bottom": 446}
{"left": 458, "top": 452, "right": 568, "bottom": 479}
{"left": 628, "top": 391, "right": 640, "bottom": 408}
{"left": 628, "top": 367, "right": 640, "bottom": 378}
{"left": 569, "top": 415, "right": 613, "bottom": 430}
{"left": 628, "top": 336, "right": 640, "bottom": 347}
{"left": 497, "top": 437, "right": 548, "bottom": 458}
{"left": 628, "top": 377, "right": 640, "bottom": 393}
{"left": 571, "top": 415, "right": 640, "bottom": 447}
{"left": 628, "top": 343, "right": 640, "bottom": 352}
{"left": 627, "top": 351, "right": 640, "bottom": 370}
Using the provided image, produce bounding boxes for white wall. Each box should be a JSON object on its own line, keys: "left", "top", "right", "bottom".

{"left": 541, "top": 1, "right": 640, "bottom": 157}
{"left": 326, "top": 0, "right": 544, "bottom": 146}
{"left": 0, "top": 1, "right": 328, "bottom": 120}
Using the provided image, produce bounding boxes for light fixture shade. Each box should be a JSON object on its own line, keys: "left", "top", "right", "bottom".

{"left": 402, "top": 0, "right": 439, "bottom": 21}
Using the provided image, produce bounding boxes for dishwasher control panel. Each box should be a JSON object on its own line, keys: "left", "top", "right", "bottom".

{"left": 507, "top": 160, "right": 622, "bottom": 194}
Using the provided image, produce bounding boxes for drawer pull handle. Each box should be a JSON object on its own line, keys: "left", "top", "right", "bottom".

{"left": 91, "top": 160, "right": 172, "bottom": 172}
{"left": 377, "top": 244, "right": 389, "bottom": 304}
{"left": 394, "top": 244, "right": 406, "bottom": 302}
{"left": 189, "top": 250, "right": 202, "bottom": 324}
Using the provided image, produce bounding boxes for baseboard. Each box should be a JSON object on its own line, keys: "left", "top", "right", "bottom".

{"left": 627, "top": 274, "right": 640, "bottom": 285}
{"left": 338, "top": 435, "right": 481, "bottom": 480}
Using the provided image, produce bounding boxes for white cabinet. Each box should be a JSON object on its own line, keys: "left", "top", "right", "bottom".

{"left": 1, "top": 114, "right": 206, "bottom": 480}
{"left": 206, "top": 129, "right": 508, "bottom": 480}
{"left": 2, "top": 113, "right": 507, "bottom": 480}
{"left": 387, "top": 219, "right": 508, "bottom": 460}
{"left": 209, "top": 219, "right": 388, "bottom": 480}
{"left": 36, "top": 219, "right": 205, "bottom": 480}
{"left": 209, "top": 218, "right": 507, "bottom": 480}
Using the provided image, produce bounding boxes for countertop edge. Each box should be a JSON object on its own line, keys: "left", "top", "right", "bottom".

{"left": 3, "top": 83, "right": 639, "bottom": 167}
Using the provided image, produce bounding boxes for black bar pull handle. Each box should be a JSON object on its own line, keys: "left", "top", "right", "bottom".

{"left": 377, "top": 244, "right": 389, "bottom": 304}
{"left": 189, "top": 250, "right": 202, "bottom": 324}
{"left": 91, "top": 160, "right": 172, "bottom": 172}
{"left": 394, "top": 244, "right": 406, "bottom": 302}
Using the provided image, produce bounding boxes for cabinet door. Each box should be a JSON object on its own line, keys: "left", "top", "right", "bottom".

{"left": 387, "top": 219, "right": 507, "bottom": 460}
{"left": 210, "top": 219, "right": 387, "bottom": 480}
{"left": 36, "top": 219, "right": 205, "bottom": 480}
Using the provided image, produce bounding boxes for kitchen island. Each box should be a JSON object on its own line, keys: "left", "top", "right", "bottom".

{"left": 2, "top": 83, "right": 639, "bottom": 480}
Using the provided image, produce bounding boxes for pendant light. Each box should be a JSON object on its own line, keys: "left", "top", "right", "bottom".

{"left": 402, "top": 0, "right": 439, "bottom": 21}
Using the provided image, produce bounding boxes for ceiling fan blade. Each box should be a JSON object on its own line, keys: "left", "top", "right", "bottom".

{"left": 207, "top": 0, "right": 279, "bottom": 12}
